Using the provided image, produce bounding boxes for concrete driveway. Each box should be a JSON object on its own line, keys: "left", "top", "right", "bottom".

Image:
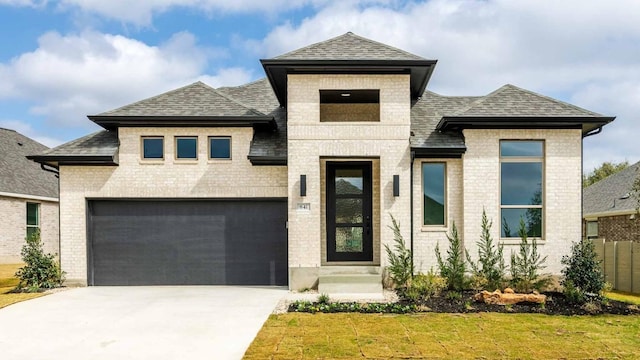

{"left": 0, "top": 286, "right": 287, "bottom": 360}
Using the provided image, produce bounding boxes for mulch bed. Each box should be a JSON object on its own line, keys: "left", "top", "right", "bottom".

{"left": 417, "top": 291, "right": 640, "bottom": 316}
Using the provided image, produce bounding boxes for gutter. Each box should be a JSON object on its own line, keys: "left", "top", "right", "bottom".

{"left": 40, "top": 163, "right": 59, "bottom": 177}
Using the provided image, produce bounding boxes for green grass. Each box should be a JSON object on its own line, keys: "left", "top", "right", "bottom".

{"left": 606, "top": 291, "right": 640, "bottom": 306}
{"left": 244, "top": 312, "right": 640, "bottom": 359}
{"left": 0, "top": 264, "right": 44, "bottom": 309}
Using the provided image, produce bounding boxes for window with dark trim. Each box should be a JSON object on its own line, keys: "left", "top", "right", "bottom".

{"left": 422, "top": 162, "right": 446, "bottom": 226}
{"left": 142, "top": 137, "right": 164, "bottom": 159}
{"left": 209, "top": 137, "right": 231, "bottom": 159}
{"left": 319, "top": 90, "right": 380, "bottom": 122}
{"left": 26, "top": 202, "right": 39, "bottom": 238}
{"left": 500, "top": 140, "right": 544, "bottom": 238}
{"left": 175, "top": 136, "right": 198, "bottom": 159}
{"left": 586, "top": 221, "right": 598, "bottom": 239}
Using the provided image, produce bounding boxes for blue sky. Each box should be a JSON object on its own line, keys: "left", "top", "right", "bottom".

{"left": 1, "top": 0, "right": 639, "bottom": 172}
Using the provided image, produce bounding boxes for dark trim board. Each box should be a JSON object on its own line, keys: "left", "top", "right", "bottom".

{"left": 86, "top": 198, "right": 288, "bottom": 286}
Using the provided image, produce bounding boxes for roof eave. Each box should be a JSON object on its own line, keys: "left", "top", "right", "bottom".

{"left": 436, "top": 116, "right": 616, "bottom": 136}
{"left": 88, "top": 115, "right": 277, "bottom": 130}
{"left": 261, "top": 59, "right": 438, "bottom": 107}
{"left": 412, "top": 146, "right": 466, "bottom": 158}
{"left": 247, "top": 155, "right": 287, "bottom": 166}
{"left": 27, "top": 154, "right": 119, "bottom": 168}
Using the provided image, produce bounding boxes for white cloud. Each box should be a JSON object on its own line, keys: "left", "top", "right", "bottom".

{"left": 254, "top": 0, "right": 640, "bottom": 169}
{"left": 0, "top": 30, "right": 253, "bottom": 130}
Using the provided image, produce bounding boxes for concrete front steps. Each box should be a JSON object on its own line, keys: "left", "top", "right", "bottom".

{"left": 317, "top": 266, "right": 383, "bottom": 298}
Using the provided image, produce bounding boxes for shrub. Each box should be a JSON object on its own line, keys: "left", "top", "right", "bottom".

{"left": 317, "top": 293, "right": 330, "bottom": 304}
{"left": 15, "top": 229, "right": 64, "bottom": 292}
{"left": 435, "top": 221, "right": 467, "bottom": 291}
{"left": 402, "top": 269, "right": 447, "bottom": 302}
{"left": 561, "top": 239, "right": 605, "bottom": 303}
{"left": 384, "top": 214, "right": 414, "bottom": 289}
{"left": 509, "top": 218, "right": 550, "bottom": 293}
{"left": 466, "top": 209, "right": 506, "bottom": 291}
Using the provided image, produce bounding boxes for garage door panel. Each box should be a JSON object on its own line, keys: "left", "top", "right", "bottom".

{"left": 88, "top": 200, "right": 287, "bottom": 286}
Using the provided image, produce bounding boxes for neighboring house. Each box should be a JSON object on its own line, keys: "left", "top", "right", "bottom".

{"left": 0, "top": 128, "right": 59, "bottom": 263}
{"left": 29, "top": 32, "right": 614, "bottom": 290}
{"left": 583, "top": 161, "right": 640, "bottom": 242}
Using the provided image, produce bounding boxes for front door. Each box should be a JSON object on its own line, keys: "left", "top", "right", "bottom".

{"left": 326, "top": 162, "right": 373, "bottom": 262}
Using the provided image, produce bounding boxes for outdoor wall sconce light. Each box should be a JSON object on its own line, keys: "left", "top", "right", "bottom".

{"left": 300, "top": 175, "right": 307, "bottom": 197}
{"left": 393, "top": 175, "right": 400, "bottom": 197}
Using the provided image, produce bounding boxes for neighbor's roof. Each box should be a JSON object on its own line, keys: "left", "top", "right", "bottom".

{"left": 274, "top": 32, "right": 427, "bottom": 61}
{"left": 0, "top": 128, "right": 58, "bottom": 199}
{"left": 583, "top": 162, "right": 640, "bottom": 216}
{"left": 29, "top": 130, "right": 119, "bottom": 167}
{"left": 437, "top": 84, "right": 614, "bottom": 135}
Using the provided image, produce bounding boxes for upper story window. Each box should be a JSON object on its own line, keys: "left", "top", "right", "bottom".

{"left": 142, "top": 137, "right": 164, "bottom": 160}
{"left": 423, "top": 163, "right": 446, "bottom": 226}
{"left": 209, "top": 136, "right": 231, "bottom": 160}
{"left": 500, "top": 140, "right": 544, "bottom": 239}
{"left": 319, "top": 90, "right": 380, "bottom": 122}
{"left": 26, "top": 202, "right": 39, "bottom": 239}
{"left": 175, "top": 137, "right": 198, "bottom": 160}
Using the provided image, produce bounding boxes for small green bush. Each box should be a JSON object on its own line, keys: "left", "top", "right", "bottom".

{"left": 15, "top": 229, "right": 64, "bottom": 292}
{"left": 289, "top": 300, "right": 417, "bottom": 314}
{"left": 385, "top": 214, "right": 414, "bottom": 289}
{"left": 509, "top": 218, "right": 549, "bottom": 293}
{"left": 317, "top": 293, "right": 330, "bottom": 304}
{"left": 436, "top": 221, "right": 467, "bottom": 291}
{"left": 402, "top": 270, "right": 447, "bottom": 302}
{"left": 561, "top": 239, "right": 605, "bottom": 303}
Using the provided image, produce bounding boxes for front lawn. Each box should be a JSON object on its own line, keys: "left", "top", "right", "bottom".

{"left": 244, "top": 312, "right": 640, "bottom": 359}
{"left": 606, "top": 291, "right": 640, "bottom": 306}
{"left": 0, "top": 264, "right": 44, "bottom": 309}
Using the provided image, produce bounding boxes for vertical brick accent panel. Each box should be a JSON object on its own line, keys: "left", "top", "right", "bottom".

{"left": 462, "top": 129, "right": 582, "bottom": 275}
{"left": 59, "top": 127, "right": 287, "bottom": 285}
{"left": 0, "top": 196, "right": 59, "bottom": 263}
{"left": 287, "top": 74, "right": 412, "bottom": 288}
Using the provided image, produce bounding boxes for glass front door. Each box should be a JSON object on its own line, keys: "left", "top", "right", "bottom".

{"left": 326, "top": 162, "right": 373, "bottom": 262}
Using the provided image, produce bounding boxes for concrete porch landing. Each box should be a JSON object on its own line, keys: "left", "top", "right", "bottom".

{"left": 317, "top": 266, "right": 383, "bottom": 298}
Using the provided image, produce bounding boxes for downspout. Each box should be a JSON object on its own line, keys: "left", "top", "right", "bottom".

{"left": 410, "top": 150, "right": 415, "bottom": 275}
{"left": 582, "top": 125, "right": 603, "bottom": 241}
{"left": 40, "top": 163, "right": 59, "bottom": 178}
{"left": 583, "top": 126, "right": 603, "bottom": 138}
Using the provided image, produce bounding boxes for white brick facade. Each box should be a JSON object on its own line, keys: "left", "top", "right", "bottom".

{"left": 0, "top": 195, "right": 59, "bottom": 263}
{"left": 286, "top": 74, "right": 412, "bottom": 289}
{"left": 59, "top": 127, "right": 287, "bottom": 285}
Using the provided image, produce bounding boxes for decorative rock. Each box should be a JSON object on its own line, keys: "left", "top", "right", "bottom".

{"left": 504, "top": 288, "right": 515, "bottom": 294}
{"left": 473, "top": 290, "right": 546, "bottom": 305}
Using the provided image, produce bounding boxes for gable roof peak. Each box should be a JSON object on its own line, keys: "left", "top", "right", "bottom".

{"left": 271, "top": 31, "right": 428, "bottom": 61}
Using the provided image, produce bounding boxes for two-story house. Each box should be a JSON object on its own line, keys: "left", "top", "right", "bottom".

{"left": 30, "top": 32, "right": 614, "bottom": 292}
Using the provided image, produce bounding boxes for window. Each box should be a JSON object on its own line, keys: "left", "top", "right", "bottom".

{"left": 500, "top": 140, "right": 544, "bottom": 238}
{"left": 175, "top": 137, "right": 198, "bottom": 159}
{"left": 586, "top": 221, "right": 598, "bottom": 239}
{"left": 26, "top": 202, "right": 39, "bottom": 238}
{"left": 142, "top": 137, "right": 164, "bottom": 159}
{"left": 209, "top": 137, "right": 231, "bottom": 159}
{"left": 423, "top": 163, "right": 446, "bottom": 226}
{"left": 319, "top": 90, "right": 380, "bottom": 122}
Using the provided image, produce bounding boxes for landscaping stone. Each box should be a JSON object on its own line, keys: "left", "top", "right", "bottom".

{"left": 474, "top": 289, "right": 546, "bottom": 305}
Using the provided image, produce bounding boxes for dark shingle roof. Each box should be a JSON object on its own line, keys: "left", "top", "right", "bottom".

{"left": 98, "top": 81, "right": 266, "bottom": 117}
{"left": 411, "top": 92, "right": 480, "bottom": 151}
{"left": 218, "top": 78, "right": 287, "bottom": 162}
{"left": 0, "top": 128, "right": 58, "bottom": 198}
{"left": 274, "top": 32, "right": 427, "bottom": 61}
{"left": 454, "top": 84, "right": 602, "bottom": 117}
{"left": 583, "top": 162, "right": 640, "bottom": 215}
{"left": 37, "top": 130, "right": 119, "bottom": 158}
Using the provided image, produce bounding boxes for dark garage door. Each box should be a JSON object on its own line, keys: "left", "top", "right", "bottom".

{"left": 87, "top": 199, "right": 287, "bottom": 286}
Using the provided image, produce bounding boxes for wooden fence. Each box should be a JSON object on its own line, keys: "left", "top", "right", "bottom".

{"left": 591, "top": 239, "right": 640, "bottom": 294}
